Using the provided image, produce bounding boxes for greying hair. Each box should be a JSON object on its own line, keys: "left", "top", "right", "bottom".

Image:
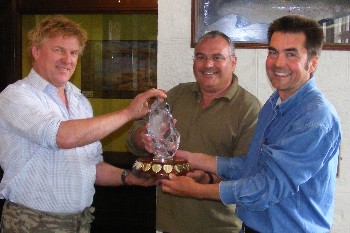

{"left": 195, "top": 31, "right": 235, "bottom": 56}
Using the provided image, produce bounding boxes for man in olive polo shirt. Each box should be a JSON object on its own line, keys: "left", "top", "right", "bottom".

{"left": 127, "top": 31, "right": 261, "bottom": 233}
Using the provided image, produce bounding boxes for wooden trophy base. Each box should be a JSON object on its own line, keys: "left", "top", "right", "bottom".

{"left": 132, "top": 156, "right": 190, "bottom": 179}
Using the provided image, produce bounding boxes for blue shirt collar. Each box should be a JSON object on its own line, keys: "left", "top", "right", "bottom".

{"left": 269, "top": 77, "right": 316, "bottom": 115}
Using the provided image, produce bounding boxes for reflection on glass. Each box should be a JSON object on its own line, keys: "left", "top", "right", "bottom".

{"left": 147, "top": 99, "right": 180, "bottom": 162}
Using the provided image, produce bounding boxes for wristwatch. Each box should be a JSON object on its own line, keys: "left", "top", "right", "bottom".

{"left": 121, "top": 169, "right": 131, "bottom": 186}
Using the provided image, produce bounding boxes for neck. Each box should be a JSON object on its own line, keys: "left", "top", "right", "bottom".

{"left": 58, "top": 88, "right": 68, "bottom": 109}
{"left": 201, "top": 85, "right": 229, "bottom": 109}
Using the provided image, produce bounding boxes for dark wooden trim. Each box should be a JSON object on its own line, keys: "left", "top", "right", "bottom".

{"left": 0, "top": 0, "right": 20, "bottom": 91}
{"left": 17, "top": 0, "right": 158, "bottom": 14}
{"left": 190, "top": 0, "right": 196, "bottom": 48}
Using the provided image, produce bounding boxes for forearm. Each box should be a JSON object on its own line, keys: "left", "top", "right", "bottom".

{"left": 190, "top": 153, "right": 217, "bottom": 174}
{"left": 161, "top": 174, "right": 221, "bottom": 201}
{"left": 57, "top": 88, "right": 166, "bottom": 149}
{"left": 95, "top": 162, "right": 157, "bottom": 187}
{"left": 95, "top": 162, "right": 124, "bottom": 186}
{"left": 185, "top": 182, "right": 221, "bottom": 200}
{"left": 198, "top": 184, "right": 221, "bottom": 200}
{"left": 57, "top": 109, "right": 131, "bottom": 149}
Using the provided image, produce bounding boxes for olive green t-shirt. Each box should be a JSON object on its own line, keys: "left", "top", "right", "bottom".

{"left": 127, "top": 75, "right": 261, "bottom": 233}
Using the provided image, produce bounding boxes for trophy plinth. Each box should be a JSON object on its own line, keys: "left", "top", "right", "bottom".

{"left": 132, "top": 156, "right": 190, "bottom": 179}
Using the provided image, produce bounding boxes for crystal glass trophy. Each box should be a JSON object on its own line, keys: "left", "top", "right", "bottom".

{"left": 132, "top": 99, "right": 190, "bottom": 179}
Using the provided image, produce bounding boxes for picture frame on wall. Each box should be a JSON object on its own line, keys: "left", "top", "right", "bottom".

{"left": 191, "top": 0, "right": 350, "bottom": 50}
{"left": 81, "top": 40, "right": 157, "bottom": 99}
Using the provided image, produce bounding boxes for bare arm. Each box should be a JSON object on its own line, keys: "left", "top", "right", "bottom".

{"left": 160, "top": 174, "right": 220, "bottom": 200}
{"left": 57, "top": 89, "right": 166, "bottom": 149}
{"left": 175, "top": 150, "right": 217, "bottom": 174}
{"left": 95, "top": 162, "right": 157, "bottom": 187}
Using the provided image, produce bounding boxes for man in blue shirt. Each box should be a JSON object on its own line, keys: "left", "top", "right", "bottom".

{"left": 161, "top": 15, "right": 342, "bottom": 233}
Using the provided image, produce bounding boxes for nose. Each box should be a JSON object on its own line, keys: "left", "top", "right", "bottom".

{"left": 275, "top": 54, "right": 286, "bottom": 67}
{"left": 61, "top": 52, "right": 72, "bottom": 63}
{"left": 203, "top": 57, "right": 215, "bottom": 67}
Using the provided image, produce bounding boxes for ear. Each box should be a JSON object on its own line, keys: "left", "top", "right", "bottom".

{"left": 308, "top": 56, "right": 319, "bottom": 74}
{"left": 31, "top": 45, "right": 39, "bottom": 60}
{"left": 230, "top": 56, "right": 237, "bottom": 69}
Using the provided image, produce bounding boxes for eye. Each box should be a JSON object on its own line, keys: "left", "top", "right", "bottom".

{"left": 213, "top": 55, "right": 224, "bottom": 61}
{"left": 286, "top": 52, "right": 296, "bottom": 57}
{"left": 71, "top": 51, "right": 79, "bottom": 56}
{"left": 268, "top": 50, "right": 277, "bottom": 56}
{"left": 194, "top": 55, "right": 206, "bottom": 61}
{"left": 53, "top": 48, "right": 63, "bottom": 53}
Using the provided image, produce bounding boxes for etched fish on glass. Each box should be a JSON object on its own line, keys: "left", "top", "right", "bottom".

{"left": 147, "top": 99, "right": 180, "bottom": 162}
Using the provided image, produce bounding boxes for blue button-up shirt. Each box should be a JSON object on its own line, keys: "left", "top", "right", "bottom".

{"left": 0, "top": 69, "right": 103, "bottom": 213}
{"left": 218, "top": 78, "right": 341, "bottom": 233}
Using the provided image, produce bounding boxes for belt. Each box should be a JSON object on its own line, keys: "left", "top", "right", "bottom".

{"left": 242, "top": 223, "right": 260, "bottom": 233}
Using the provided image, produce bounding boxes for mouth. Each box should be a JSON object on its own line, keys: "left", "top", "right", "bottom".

{"left": 201, "top": 70, "right": 218, "bottom": 76}
{"left": 57, "top": 66, "right": 70, "bottom": 72}
{"left": 274, "top": 70, "right": 291, "bottom": 78}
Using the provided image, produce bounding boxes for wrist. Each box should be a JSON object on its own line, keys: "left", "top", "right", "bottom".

{"left": 121, "top": 169, "right": 131, "bottom": 185}
{"left": 205, "top": 171, "right": 214, "bottom": 184}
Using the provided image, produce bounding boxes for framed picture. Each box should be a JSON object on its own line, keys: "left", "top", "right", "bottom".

{"left": 191, "top": 0, "right": 350, "bottom": 50}
{"left": 81, "top": 40, "right": 157, "bottom": 99}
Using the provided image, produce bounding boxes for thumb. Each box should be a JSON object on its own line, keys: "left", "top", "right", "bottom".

{"left": 168, "top": 173, "right": 177, "bottom": 180}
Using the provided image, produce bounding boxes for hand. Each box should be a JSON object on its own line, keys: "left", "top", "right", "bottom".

{"left": 160, "top": 174, "right": 200, "bottom": 198}
{"left": 138, "top": 120, "right": 177, "bottom": 154}
{"left": 125, "top": 172, "right": 159, "bottom": 187}
{"left": 186, "top": 170, "right": 209, "bottom": 184}
{"left": 142, "top": 124, "right": 155, "bottom": 154}
{"left": 174, "top": 150, "right": 216, "bottom": 172}
{"left": 161, "top": 174, "right": 221, "bottom": 200}
{"left": 126, "top": 88, "right": 167, "bottom": 120}
{"left": 174, "top": 150, "right": 201, "bottom": 170}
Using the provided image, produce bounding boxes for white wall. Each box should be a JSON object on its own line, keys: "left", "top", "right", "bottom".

{"left": 158, "top": 0, "right": 350, "bottom": 232}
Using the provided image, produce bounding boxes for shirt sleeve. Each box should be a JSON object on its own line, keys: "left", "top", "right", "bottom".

{"left": 219, "top": 121, "right": 341, "bottom": 211}
{"left": 0, "top": 85, "right": 61, "bottom": 150}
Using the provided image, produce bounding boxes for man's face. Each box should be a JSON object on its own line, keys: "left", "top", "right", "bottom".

{"left": 193, "top": 36, "right": 237, "bottom": 94}
{"left": 266, "top": 32, "right": 318, "bottom": 101}
{"left": 32, "top": 35, "right": 81, "bottom": 89}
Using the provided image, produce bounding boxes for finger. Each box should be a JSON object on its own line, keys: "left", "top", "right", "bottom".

{"left": 168, "top": 173, "right": 176, "bottom": 180}
{"left": 146, "top": 89, "right": 167, "bottom": 100}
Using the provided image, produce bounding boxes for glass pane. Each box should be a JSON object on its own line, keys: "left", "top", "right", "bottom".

{"left": 22, "top": 13, "right": 157, "bottom": 152}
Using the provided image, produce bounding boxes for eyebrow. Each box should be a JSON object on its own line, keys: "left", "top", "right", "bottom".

{"left": 268, "top": 46, "right": 298, "bottom": 53}
{"left": 194, "top": 52, "right": 224, "bottom": 56}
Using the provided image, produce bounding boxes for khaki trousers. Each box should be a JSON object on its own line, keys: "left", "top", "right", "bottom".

{"left": 1, "top": 201, "right": 94, "bottom": 233}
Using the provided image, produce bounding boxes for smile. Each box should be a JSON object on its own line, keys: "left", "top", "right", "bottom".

{"left": 274, "top": 71, "right": 291, "bottom": 77}
{"left": 202, "top": 70, "right": 218, "bottom": 75}
{"left": 58, "top": 66, "right": 69, "bottom": 71}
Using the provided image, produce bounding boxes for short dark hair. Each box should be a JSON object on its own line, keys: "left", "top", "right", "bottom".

{"left": 267, "top": 15, "right": 324, "bottom": 59}
{"left": 194, "top": 31, "right": 235, "bottom": 56}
